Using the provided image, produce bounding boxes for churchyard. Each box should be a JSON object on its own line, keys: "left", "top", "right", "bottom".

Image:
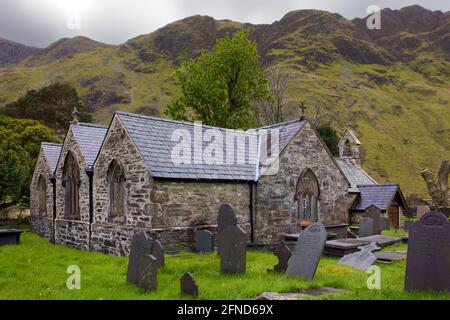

{"left": 1, "top": 219, "right": 449, "bottom": 300}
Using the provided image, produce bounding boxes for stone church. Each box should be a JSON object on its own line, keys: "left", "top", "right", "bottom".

{"left": 30, "top": 111, "right": 407, "bottom": 255}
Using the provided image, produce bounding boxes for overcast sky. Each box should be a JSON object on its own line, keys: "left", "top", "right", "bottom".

{"left": 1, "top": 0, "right": 448, "bottom": 47}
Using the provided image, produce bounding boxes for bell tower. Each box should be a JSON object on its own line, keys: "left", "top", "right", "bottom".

{"left": 338, "top": 129, "right": 361, "bottom": 166}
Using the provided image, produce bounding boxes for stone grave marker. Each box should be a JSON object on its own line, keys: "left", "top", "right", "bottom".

{"left": 217, "top": 203, "right": 237, "bottom": 232}
{"left": 285, "top": 222, "right": 327, "bottom": 280}
{"left": 137, "top": 254, "right": 158, "bottom": 291}
{"left": 195, "top": 229, "right": 214, "bottom": 253}
{"left": 180, "top": 272, "right": 198, "bottom": 297}
{"left": 380, "top": 217, "right": 390, "bottom": 231}
{"left": 268, "top": 241, "right": 292, "bottom": 273}
{"left": 415, "top": 206, "right": 430, "bottom": 220}
{"left": 375, "top": 251, "right": 407, "bottom": 262}
{"left": 359, "top": 217, "right": 373, "bottom": 237}
{"left": 363, "top": 205, "right": 382, "bottom": 235}
{"left": 437, "top": 207, "right": 450, "bottom": 218}
{"left": 152, "top": 239, "right": 165, "bottom": 268}
{"left": 406, "top": 208, "right": 416, "bottom": 218}
{"left": 338, "top": 242, "right": 379, "bottom": 271}
{"left": 219, "top": 225, "right": 247, "bottom": 274}
{"left": 405, "top": 211, "right": 450, "bottom": 292}
{"left": 127, "top": 232, "right": 154, "bottom": 285}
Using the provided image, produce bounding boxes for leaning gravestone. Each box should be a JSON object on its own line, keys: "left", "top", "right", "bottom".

{"left": 180, "top": 272, "right": 199, "bottom": 297}
{"left": 363, "top": 205, "right": 382, "bottom": 235}
{"left": 195, "top": 229, "right": 214, "bottom": 253}
{"left": 285, "top": 222, "right": 327, "bottom": 280}
{"left": 415, "top": 206, "right": 430, "bottom": 220}
{"left": 359, "top": 217, "right": 374, "bottom": 237}
{"left": 152, "top": 239, "right": 165, "bottom": 268}
{"left": 268, "top": 241, "right": 292, "bottom": 273}
{"left": 380, "top": 217, "right": 390, "bottom": 231}
{"left": 405, "top": 211, "right": 450, "bottom": 292}
{"left": 338, "top": 242, "right": 379, "bottom": 271}
{"left": 219, "top": 225, "right": 247, "bottom": 274}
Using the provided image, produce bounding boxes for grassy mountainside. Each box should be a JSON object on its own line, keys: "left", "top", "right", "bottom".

{"left": 0, "top": 5, "right": 449, "bottom": 197}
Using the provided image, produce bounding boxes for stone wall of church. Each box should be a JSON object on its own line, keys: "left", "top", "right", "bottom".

{"left": 29, "top": 148, "right": 55, "bottom": 241}
{"left": 54, "top": 129, "right": 91, "bottom": 250}
{"left": 254, "top": 121, "right": 353, "bottom": 244}
{"left": 91, "top": 118, "right": 251, "bottom": 254}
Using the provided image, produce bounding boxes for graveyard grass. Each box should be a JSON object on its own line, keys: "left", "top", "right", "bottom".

{"left": 1, "top": 230, "right": 449, "bottom": 300}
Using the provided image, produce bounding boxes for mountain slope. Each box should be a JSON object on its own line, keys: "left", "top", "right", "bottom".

{"left": 0, "top": 5, "right": 449, "bottom": 197}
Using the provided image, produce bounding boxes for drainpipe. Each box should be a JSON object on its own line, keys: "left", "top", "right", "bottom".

{"left": 86, "top": 166, "right": 94, "bottom": 251}
{"left": 249, "top": 182, "right": 256, "bottom": 244}
{"left": 49, "top": 175, "right": 56, "bottom": 244}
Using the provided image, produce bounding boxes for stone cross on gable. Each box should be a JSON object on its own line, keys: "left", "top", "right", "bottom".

{"left": 71, "top": 107, "right": 79, "bottom": 124}
{"left": 299, "top": 102, "right": 307, "bottom": 120}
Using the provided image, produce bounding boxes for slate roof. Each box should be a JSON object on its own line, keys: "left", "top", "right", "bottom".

{"left": 71, "top": 123, "right": 108, "bottom": 167}
{"left": 351, "top": 184, "right": 403, "bottom": 211}
{"left": 42, "top": 142, "right": 62, "bottom": 174}
{"left": 335, "top": 157, "right": 377, "bottom": 193}
{"left": 116, "top": 112, "right": 307, "bottom": 181}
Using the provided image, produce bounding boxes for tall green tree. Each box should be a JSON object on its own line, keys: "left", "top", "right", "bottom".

{"left": 165, "top": 30, "right": 272, "bottom": 129}
{"left": 1, "top": 83, "right": 91, "bottom": 134}
{"left": 0, "top": 116, "right": 60, "bottom": 212}
{"left": 316, "top": 124, "right": 339, "bottom": 156}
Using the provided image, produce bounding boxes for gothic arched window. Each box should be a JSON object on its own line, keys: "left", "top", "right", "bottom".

{"left": 62, "top": 152, "right": 80, "bottom": 220}
{"left": 37, "top": 175, "right": 47, "bottom": 217}
{"left": 295, "top": 168, "right": 320, "bottom": 222}
{"left": 343, "top": 140, "right": 352, "bottom": 157}
{"left": 107, "top": 160, "right": 126, "bottom": 223}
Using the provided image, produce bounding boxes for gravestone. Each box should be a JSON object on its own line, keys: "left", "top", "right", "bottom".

{"left": 403, "top": 220, "right": 414, "bottom": 232}
{"left": 285, "top": 222, "right": 327, "bottom": 280}
{"left": 137, "top": 254, "right": 158, "bottom": 291}
{"left": 359, "top": 217, "right": 374, "bottom": 237}
{"left": 415, "top": 206, "right": 430, "bottom": 220}
{"left": 127, "top": 232, "right": 164, "bottom": 288}
{"left": 437, "top": 207, "right": 450, "bottom": 218}
{"left": 127, "top": 232, "right": 154, "bottom": 285}
{"left": 268, "top": 241, "right": 292, "bottom": 273}
{"left": 363, "top": 205, "right": 382, "bottom": 235}
{"left": 375, "top": 251, "right": 407, "bottom": 262}
{"left": 338, "top": 242, "right": 379, "bottom": 271}
{"left": 195, "top": 229, "right": 214, "bottom": 253}
{"left": 217, "top": 203, "right": 237, "bottom": 232}
{"left": 380, "top": 217, "right": 390, "bottom": 231}
{"left": 180, "top": 272, "right": 198, "bottom": 297}
{"left": 405, "top": 211, "right": 450, "bottom": 292}
{"left": 219, "top": 225, "right": 247, "bottom": 274}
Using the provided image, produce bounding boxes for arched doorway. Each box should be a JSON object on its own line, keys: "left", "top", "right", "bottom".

{"left": 295, "top": 168, "right": 320, "bottom": 222}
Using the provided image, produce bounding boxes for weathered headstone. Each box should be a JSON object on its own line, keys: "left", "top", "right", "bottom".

{"left": 359, "top": 217, "right": 374, "bottom": 237}
{"left": 285, "top": 223, "right": 327, "bottom": 280}
{"left": 375, "top": 251, "right": 407, "bottom": 262}
{"left": 137, "top": 254, "right": 158, "bottom": 291}
{"left": 405, "top": 211, "right": 450, "bottom": 292}
{"left": 380, "top": 217, "right": 390, "bottom": 231}
{"left": 437, "top": 207, "right": 450, "bottom": 218}
{"left": 217, "top": 203, "right": 237, "bottom": 232}
{"left": 338, "top": 242, "right": 379, "bottom": 271}
{"left": 219, "top": 225, "right": 246, "bottom": 274}
{"left": 363, "top": 205, "right": 382, "bottom": 235}
{"left": 406, "top": 208, "right": 416, "bottom": 218}
{"left": 415, "top": 206, "right": 430, "bottom": 220}
{"left": 268, "top": 241, "right": 292, "bottom": 273}
{"left": 127, "top": 232, "right": 154, "bottom": 285}
{"left": 152, "top": 239, "right": 165, "bottom": 268}
{"left": 195, "top": 229, "right": 214, "bottom": 253}
{"left": 180, "top": 272, "right": 198, "bottom": 297}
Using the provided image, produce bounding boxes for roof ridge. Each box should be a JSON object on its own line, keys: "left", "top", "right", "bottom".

{"left": 257, "top": 118, "right": 306, "bottom": 130}
{"left": 71, "top": 122, "right": 109, "bottom": 129}
{"left": 42, "top": 142, "right": 62, "bottom": 147}
{"left": 116, "top": 111, "right": 258, "bottom": 135}
{"left": 357, "top": 183, "right": 399, "bottom": 187}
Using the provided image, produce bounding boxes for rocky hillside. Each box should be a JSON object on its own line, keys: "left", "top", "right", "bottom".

{"left": 0, "top": 5, "right": 449, "bottom": 197}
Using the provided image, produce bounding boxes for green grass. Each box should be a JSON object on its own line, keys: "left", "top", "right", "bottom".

{"left": 1, "top": 230, "right": 449, "bottom": 300}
